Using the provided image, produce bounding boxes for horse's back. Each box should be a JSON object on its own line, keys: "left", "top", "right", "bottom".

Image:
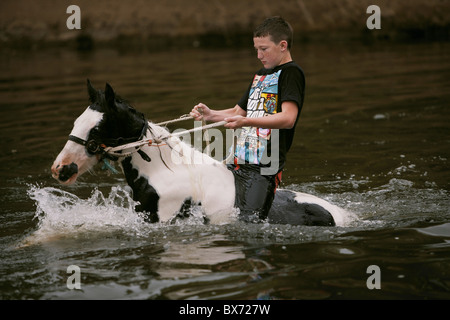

{"left": 268, "top": 189, "right": 345, "bottom": 226}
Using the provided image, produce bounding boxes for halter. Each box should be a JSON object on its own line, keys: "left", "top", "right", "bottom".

{"left": 68, "top": 114, "right": 153, "bottom": 162}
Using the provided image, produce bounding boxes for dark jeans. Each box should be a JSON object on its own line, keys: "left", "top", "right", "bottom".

{"left": 227, "top": 164, "right": 281, "bottom": 223}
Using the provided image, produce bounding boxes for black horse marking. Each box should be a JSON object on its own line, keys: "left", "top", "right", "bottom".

{"left": 80, "top": 80, "right": 151, "bottom": 162}
{"left": 121, "top": 158, "right": 160, "bottom": 223}
{"left": 268, "top": 189, "right": 335, "bottom": 226}
{"left": 169, "top": 197, "right": 209, "bottom": 224}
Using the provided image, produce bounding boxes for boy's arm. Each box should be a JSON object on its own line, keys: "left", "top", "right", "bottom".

{"left": 224, "top": 101, "right": 298, "bottom": 129}
{"left": 191, "top": 103, "right": 246, "bottom": 122}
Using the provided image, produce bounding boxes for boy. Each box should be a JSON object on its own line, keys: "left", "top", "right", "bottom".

{"left": 190, "top": 16, "right": 305, "bottom": 223}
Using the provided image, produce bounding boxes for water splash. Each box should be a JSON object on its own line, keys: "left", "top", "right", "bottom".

{"left": 22, "top": 185, "right": 151, "bottom": 245}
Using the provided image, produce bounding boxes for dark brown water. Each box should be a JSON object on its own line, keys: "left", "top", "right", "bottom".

{"left": 1, "top": 41, "right": 450, "bottom": 300}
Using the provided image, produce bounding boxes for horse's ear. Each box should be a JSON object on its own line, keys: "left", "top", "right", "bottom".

{"left": 87, "top": 79, "right": 97, "bottom": 103}
{"left": 105, "top": 83, "right": 117, "bottom": 111}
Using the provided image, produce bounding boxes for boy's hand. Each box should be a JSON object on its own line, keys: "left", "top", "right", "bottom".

{"left": 224, "top": 115, "right": 247, "bottom": 129}
{"left": 190, "top": 103, "right": 211, "bottom": 121}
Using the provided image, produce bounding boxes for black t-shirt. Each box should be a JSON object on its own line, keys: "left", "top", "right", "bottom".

{"left": 235, "top": 61, "right": 305, "bottom": 173}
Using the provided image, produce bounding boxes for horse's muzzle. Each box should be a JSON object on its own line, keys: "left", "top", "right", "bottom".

{"left": 54, "top": 162, "right": 79, "bottom": 182}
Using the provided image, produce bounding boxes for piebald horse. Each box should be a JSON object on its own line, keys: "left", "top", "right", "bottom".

{"left": 51, "top": 81, "right": 347, "bottom": 226}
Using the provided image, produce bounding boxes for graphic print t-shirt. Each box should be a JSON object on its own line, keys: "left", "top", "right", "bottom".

{"left": 236, "top": 61, "right": 305, "bottom": 172}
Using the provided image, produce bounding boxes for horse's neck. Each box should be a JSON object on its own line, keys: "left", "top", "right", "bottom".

{"left": 145, "top": 127, "right": 222, "bottom": 173}
{"left": 119, "top": 123, "right": 235, "bottom": 222}
{"left": 122, "top": 123, "right": 230, "bottom": 184}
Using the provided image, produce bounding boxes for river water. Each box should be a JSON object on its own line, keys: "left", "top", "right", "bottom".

{"left": 0, "top": 40, "right": 449, "bottom": 300}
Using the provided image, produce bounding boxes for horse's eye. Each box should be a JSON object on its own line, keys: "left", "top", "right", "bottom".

{"left": 86, "top": 140, "right": 99, "bottom": 154}
{"left": 90, "top": 127, "right": 99, "bottom": 135}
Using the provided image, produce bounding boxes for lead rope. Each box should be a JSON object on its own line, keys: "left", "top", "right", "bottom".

{"left": 156, "top": 114, "right": 193, "bottom": 126}
{"left": 103, "top": 115, "right": 234, "bottom": 164}
{"left": 156, "top": 112, "right": 212, "bottom": 159}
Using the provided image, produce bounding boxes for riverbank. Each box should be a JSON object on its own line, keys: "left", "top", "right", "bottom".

{"left": 1, "top": 0, "right": 449, "bottom": 50}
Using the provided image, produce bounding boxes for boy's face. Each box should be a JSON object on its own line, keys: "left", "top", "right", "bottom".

{"left": 253, "top": 36, "right": 289, "bottom": 69}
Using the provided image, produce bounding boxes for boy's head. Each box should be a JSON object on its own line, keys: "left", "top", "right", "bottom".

{"left": 253, "top": 17, "right": 294, "bottom": 69}
{"left": 253, "top": 16, "right": 293, "bottom": 50}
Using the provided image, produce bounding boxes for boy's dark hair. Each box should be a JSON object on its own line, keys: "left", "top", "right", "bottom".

{"left": 253, "top": 16, "right": 293, "bottom": 49}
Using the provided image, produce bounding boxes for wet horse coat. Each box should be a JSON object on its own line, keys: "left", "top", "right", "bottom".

{"left": 51, "top": 81, "right": 345, "bottom": 226}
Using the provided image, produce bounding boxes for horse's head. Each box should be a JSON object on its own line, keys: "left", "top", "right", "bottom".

{"left": 51, "top": 80, "right": 148, "bottom": 185}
